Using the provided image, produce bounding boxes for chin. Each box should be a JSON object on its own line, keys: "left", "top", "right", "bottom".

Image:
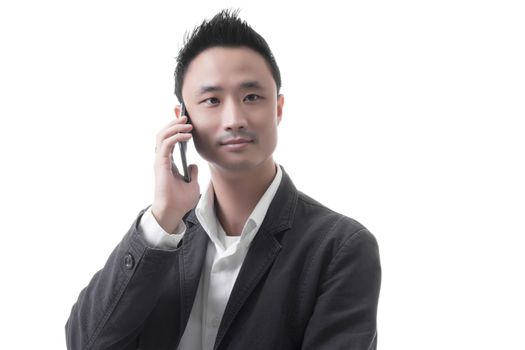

{"left": 209, "top": 152, "right": 275, "bottom": 174}
{"left": 198, "top": 142, "right": 276, "bottom": 173}
{"left": 211, "top": 159, "right": 258, "bottom": 172}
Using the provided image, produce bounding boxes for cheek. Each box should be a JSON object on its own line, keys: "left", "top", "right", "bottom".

{"left": 258, "top": 121, "right": 279, "bottom": 149}
{"left": 192, "top": 127, "right": 210, "bottom": 149}
{"left": 191, "top": 121, "right": 218, "bottom": 154}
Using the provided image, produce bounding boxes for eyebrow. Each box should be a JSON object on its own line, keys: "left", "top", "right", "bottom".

{"left": 195, "top": 80, "right": 265, "bottom": 96}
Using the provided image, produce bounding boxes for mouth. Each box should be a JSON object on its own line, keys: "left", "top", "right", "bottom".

{"left": 220, "top": 138, "right": 253, "bottom": 151}
{"left": 220, "top": 138, "right": 253, "bottom": 146}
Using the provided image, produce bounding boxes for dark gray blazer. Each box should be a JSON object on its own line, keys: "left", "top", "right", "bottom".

{"left": 66, "top": 166, "right": 381, "bottom": 349}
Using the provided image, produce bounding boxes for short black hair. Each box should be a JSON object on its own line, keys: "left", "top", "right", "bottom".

{"left": 174, "top": 8, "right": 282, "bottom": 103}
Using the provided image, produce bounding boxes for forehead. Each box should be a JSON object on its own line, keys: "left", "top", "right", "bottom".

{"left": 182, "top": 47, "right": 276, "bottom": 98}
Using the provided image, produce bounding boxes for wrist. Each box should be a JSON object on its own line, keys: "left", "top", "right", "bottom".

{"left": 150, "top": 205, "right": 184, "bottom": 234}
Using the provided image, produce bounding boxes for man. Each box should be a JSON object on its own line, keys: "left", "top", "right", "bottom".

{"left": 66, "top": 9, "right": 381, "bottom": 350}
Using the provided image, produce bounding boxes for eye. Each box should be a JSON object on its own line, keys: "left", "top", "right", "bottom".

{"left": 203, "top": 97, "right": 220, "bottom": 105}
{"left": 244, "top": 94, "right": 261, "bottom": 102}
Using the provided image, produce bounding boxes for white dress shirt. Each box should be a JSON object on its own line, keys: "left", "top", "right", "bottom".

{"left": 139, "top": 162, "right": 282, "bottom": 350}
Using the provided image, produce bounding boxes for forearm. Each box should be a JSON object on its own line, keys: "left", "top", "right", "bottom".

{"left": 65, "top": 206, "right": 181, "bottom": 350}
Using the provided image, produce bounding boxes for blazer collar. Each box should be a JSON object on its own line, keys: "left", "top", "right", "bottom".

{"left": 258, "top": 164, "right": 298, "bottom": 236}
{"left": 180, "top": 165, "right": 299, "bottom": 349}
{"left": 215, "top": 165, "right": 299, "bottom": 349}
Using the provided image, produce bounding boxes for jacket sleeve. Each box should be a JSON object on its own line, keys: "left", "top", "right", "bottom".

{"left": 301, "top": 227, "right": 381, "bottom": 350}
{"left": 65, "top": 206, "right": 181, "bottom": 350}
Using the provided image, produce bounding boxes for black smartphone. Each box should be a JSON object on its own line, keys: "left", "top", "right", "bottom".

{"left": 178, "top": 103, "right": 191, "bottom": 183}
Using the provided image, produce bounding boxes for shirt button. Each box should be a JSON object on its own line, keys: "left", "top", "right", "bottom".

{"left": 124, "top": 253, "right": 135, "bottom": 270}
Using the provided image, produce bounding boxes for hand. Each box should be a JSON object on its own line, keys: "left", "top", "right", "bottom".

{"left": 151, "top": 108, "right": 200, "bottom": 234}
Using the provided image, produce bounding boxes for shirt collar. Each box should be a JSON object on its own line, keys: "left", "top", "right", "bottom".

{"left": 195, "top": 162, "right": 283, "bottom": 250}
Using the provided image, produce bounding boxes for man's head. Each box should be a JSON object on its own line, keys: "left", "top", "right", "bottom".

{"left": 174, "top": 9, "right": 281, "bottom": 103}
{"left": 174, "top": 9, "right": 284, "bottom": 174}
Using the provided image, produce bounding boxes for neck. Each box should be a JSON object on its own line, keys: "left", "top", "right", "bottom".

{"left": 210, "top": 158, "right": 277, "bottom": 236}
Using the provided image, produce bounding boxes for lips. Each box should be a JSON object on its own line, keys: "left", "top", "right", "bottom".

{"left": 221, "top": 137, "right": 253, "bottom": 145}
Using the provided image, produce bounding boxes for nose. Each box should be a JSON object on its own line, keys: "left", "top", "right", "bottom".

{"left": 221, "top": 99, "right": 248, "bottom": 132}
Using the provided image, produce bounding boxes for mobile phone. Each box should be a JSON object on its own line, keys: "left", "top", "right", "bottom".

{"left": 178, "top": 103, "right": 191, "bottom": 183}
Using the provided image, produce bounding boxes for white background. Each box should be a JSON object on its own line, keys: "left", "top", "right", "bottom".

{"left": 1, "top": 0, "right": 524, "bottom": 348}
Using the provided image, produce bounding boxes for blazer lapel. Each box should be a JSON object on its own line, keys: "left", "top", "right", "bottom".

{"left": 178, "top": 211, "right": 208, "bottom": 338}
{"left": 213, "top": 165, "right": 299, "bottom": 349}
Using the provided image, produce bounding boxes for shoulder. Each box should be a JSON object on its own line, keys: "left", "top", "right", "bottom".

{"left": 285, "top": 190, "right": 380, "bottom": 298}
{"left": 293, "top": 190, "right": 379, "bottom": 258}
{"left": 295, "top": 190, "right": 370, "bottom": 236}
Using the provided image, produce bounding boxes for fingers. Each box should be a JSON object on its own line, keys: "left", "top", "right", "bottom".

{"left": 157, "top": 132, "right": 192, "bottom": 159}
{"left": 162, "top": 115, "right": 189, "bottom": 130}
{"left": 155, "top": 116, "right": 193, "bottom": 158}
{"left": 158, "top": 116, "right": 189, "bottom": 136}
{"left": 160, "top": 122, "right": 192, "bottom": 142}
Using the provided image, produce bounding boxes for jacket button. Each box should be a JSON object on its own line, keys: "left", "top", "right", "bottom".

{"left": 124, "top": 253, "right": 135, "bottom": 270}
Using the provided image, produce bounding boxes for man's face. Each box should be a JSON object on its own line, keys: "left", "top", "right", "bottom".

{"left": 180, "top": 46, "right": 284, "bottom": 173}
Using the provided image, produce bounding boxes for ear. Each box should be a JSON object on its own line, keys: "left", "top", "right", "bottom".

{"left": 276, "top": 94, "right": 284, "bottom": 125}
{"left": 174, "top": 105, "right": 182, "bottom": 118}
